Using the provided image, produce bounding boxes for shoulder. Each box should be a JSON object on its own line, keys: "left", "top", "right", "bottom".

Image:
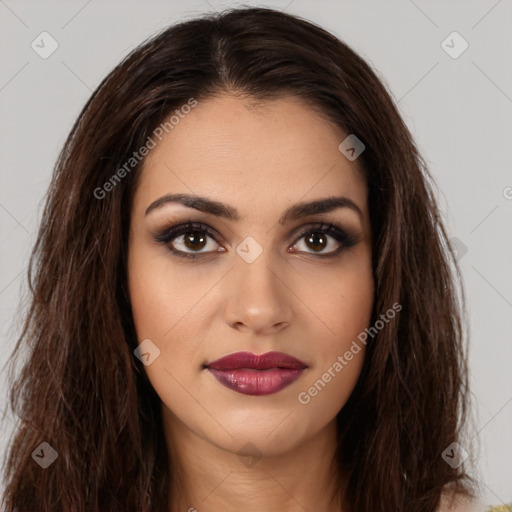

{"left": 436, "top": 489, "right": 488, "bottom": 512}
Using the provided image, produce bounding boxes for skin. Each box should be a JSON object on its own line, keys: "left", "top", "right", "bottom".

{"left": 127, "top": 93, "right": 374, "bottom": 512}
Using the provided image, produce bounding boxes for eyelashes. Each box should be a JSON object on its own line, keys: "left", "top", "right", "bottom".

{"left": 153, "top": 220, "right": 360, "bottom": 261}
{"left": 154, "top": 221, "right": 222, "bottom": 260}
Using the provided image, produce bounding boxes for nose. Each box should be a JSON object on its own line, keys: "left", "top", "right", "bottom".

{"left": 223, "top": 245, "right": 292, "bottom": 335}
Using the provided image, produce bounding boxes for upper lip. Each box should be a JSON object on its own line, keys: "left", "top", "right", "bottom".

{"left": 205, "top": 351, "right": 308, "bottom": 370}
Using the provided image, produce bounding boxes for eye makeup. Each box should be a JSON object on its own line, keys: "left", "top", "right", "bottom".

{"left": 152, "top": 218, "right": 360, "bottom": 261}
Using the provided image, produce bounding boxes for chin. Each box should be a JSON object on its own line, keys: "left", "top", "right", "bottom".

{"left": 197, "top": 409, "right": 318, "bottom": 459}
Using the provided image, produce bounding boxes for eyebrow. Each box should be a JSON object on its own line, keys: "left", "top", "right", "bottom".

{"left": 145, "top": 193, "right": 363, "bottom": 224}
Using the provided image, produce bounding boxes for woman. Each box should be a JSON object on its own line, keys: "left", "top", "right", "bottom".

{"left": 1, "top": 6, "right": 483, "bottom": 511}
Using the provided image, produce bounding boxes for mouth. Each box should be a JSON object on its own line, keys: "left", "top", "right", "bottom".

{"left": 204, "top": 351, "right": 308, "bottom": 396}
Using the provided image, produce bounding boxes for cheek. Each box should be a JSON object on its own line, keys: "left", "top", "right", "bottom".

{"left": 127, "top": 241, "right": 215, "bottom": 342}
{"left": 296, "top": 349, "right": 365, "bottom": 429}
{"left": 292, "top": 257, "right": 373, "bottom": 416}
{"left": 295, "top": 273, "right": 372, "bottom": 421}
{"left": 127, "top": 243, "right": 206, "bottom": 384}
{"left": 289, "top": 250, "right": 374, "bottom": 342}
{"left": 127, "top": 245, "right": 210, "bottom": 422}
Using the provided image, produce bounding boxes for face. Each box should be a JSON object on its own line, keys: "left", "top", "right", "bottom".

{"left": 127, "top": 94, "right": 374, "bottom": 459}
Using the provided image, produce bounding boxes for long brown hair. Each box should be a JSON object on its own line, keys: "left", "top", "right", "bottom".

{"left": 1, "top": 6, "right": 479, "bottom": 511}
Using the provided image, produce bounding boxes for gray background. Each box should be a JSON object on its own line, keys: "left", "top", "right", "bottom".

{"left": 1, "top": 0, "right": 511, "bottom": 505}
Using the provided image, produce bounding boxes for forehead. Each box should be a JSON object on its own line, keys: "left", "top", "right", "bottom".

{"left": 133, "top": 94, "right": 368, "bottom": 219}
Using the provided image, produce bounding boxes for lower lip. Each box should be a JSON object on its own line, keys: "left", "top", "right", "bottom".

{"left": 207, "top": 368, "right": 306, "bottom": 396}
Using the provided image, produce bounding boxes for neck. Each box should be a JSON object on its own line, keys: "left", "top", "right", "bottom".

{"left": 163, "top": 408, "right": 347, "bottom": 512}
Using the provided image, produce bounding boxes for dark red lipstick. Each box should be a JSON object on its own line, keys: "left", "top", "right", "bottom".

{"left": 205, "top": 351, "right": 307, "bottom": 396}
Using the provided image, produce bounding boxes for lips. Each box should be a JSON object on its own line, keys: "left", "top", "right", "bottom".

{"left": 205, "top": 351, "right": 307, "bottom": 396}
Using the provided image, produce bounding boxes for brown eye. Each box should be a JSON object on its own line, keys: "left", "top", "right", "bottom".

{"left": 167, "top": 228, "right": 220, "bottom": 256}
{"left": 182, "top": 230, "right": 208, "bottom": 251}
{"left": 154, "top": 222, "right": 222, "bottom": 259}
{"left": 290, "top": 223, "right": 357, "bottom": 257}
{"left": 154, "top": 221, "right": 358, "bottom": 261}
{"left": 304, "top": 232, "right": 329, "bottom": 252}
